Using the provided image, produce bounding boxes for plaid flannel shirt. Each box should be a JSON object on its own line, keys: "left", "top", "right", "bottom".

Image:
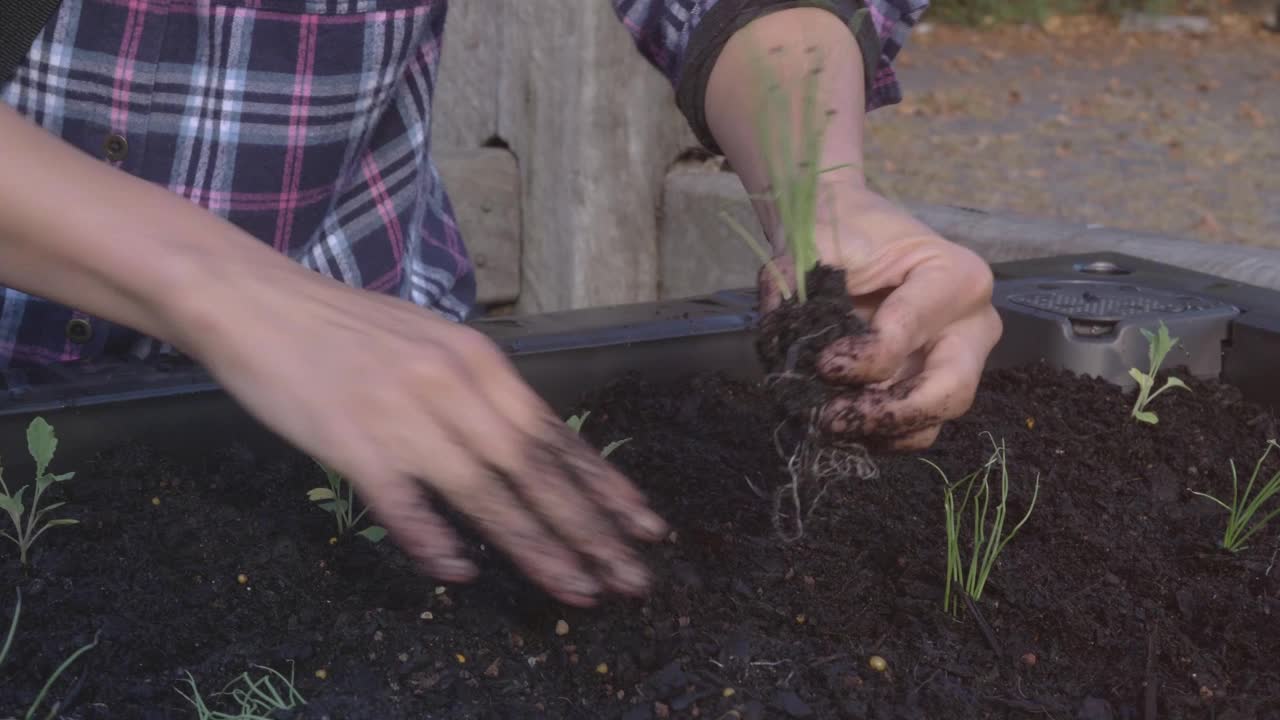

{"left": 0, "top": 0, "right": 925, "bottom": 370}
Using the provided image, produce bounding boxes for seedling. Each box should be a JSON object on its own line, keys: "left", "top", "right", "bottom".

{"left": 720, "top": 27, "right": 866, "bottom": 304}
{"left": 565, "top": 412, "right": 631, "bottom": 459}
{"left": 177, "top": 663, "right": 306, "bottom": 720}
{"left": 1191, "top": 440, "right": 1280, "bottom": 553}
{"left": 307, "top": 463, "right": 386, "bottom": 543}
{"left": 924, "top": 434, "right": 1040, "bottom": 616}
{"left": 0, "top": 417, "right": 78, "bottom": 565}
{"left": 1129, "top": 320, "right": 1190, "bottom": 424}
{"left": 1, "top": 588, "right": 100, "bottom": 720}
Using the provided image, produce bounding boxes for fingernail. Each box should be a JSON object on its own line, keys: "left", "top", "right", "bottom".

{"left": 636, "top": 510, "right": 668, "bottom": 539}
{"left": 432, "top": 557, "right": 477, "bottom": 580}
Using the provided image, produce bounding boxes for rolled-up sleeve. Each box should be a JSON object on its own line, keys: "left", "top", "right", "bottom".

{"left": 610, "top": 0, "right": 930, "bottom": 152}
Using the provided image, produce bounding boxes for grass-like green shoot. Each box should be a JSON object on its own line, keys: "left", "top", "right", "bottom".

{"left": 308, "top": 463, "right": 386, "bottom": 544}
{"left": 566, "top": 411, "right": 631, "bottom": 459}
{"left": 720, "top": 32, "right": 863, "bottom": 304}
{"left": 1191, "top": 440, "right": 1280, "bottom": 553}
{"left": 0, "top": 417, "right": 79, "bottom": 565}
{"left": 1129, "top": 320, "right": 1190, "bottom": 424}
{"left": 1, "top": 588, "right": 101, "bottom": 720}
{"left": 176, "top": 664, "right": 306, "bottom": 720}
{"left": 924, "top": 434, "right": 1040, "bottom": 616}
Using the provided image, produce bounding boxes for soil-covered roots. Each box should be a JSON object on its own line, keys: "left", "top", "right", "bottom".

{"left": 769, "top": 412, "right": 878, "bottom": 543}
{"left": 755, "top": 265, "right": 878, "bottom": 542}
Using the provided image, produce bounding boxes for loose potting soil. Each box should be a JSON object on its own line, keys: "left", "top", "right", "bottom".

{"left": 2, "top": 363, "right": 1278, "bottom": 719}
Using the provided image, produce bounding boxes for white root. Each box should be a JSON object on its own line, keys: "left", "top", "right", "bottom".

{"left": 770, "top": 410, "right": 877, "bottom": 544}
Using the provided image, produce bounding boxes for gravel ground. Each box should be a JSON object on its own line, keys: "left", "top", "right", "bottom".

{"left": 866, "top": 12, "right": 1280, "bottom": 248}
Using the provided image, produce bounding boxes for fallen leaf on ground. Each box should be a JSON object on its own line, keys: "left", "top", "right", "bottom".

{"left": 1238, "top": 102, "right": 1266, "bottom": 128}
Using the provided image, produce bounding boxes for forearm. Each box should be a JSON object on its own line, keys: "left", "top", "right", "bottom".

{"left": 0, "top": 104, "right": 309, "bottom": 357}
{"left": 704, "top": 7, "right": 869, "bottom": 247}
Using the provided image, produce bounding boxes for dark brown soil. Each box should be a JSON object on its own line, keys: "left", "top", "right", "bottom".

{"left": 3, "top": 363, "right": 1280, "bottom": 719}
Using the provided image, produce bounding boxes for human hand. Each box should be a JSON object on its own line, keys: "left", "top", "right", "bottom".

{"left": 758, "top": 186, "right": 1002, "bottom": 451}
{"left": 185, "top": 265, "right": 668, "bottom": 607}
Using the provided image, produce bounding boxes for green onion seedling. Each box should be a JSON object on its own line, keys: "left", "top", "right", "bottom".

{"left": 177, "top": 663, "right": 306, "bottom": 720}
{"left": 0, "top": 417, "right": 79, "bottom": 565}
{"left": 1129, "top": 320, "right": 1190, "bottom": 424}
{"left": 924, "top": 433, "right": 1040, "bottom": 617}
{"left": 1191, "top": 439, "right": 1280, "bottom": 553}
{"left": 566, "top": 411, "right": 631, "bottom": 459}
{"left": 307, "top": 463, "right": 386, "bottom": 544}
{"left": 719, "top": 25, "right": 867, "bottom": 305}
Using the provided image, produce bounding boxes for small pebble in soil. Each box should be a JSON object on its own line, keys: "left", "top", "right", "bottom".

{"left": 795, "top": 614, "right": 806, "bottom": 624}
{"left": 455, "top": 653, "right": 467, "bottom": 664}
{"left": 868, "top": 655, "right": 888, "bottom": 672}
{"left": 555, "top": 619, "right": 570, "bottom": 636}
{"left": 315, "top": 668, "right": 328, "bottom": 680}
{"left": 723, "top": 687, "right": 736, "bottom": 698}
{"left": 434, "top": 586, "right": 447, "bottom": 595}
{"left": 150, "top": 496, "right": 160, "bottom": 506}
{"left": 1199, "top": 686, "right": 1214, "bottom": 700}
{"left": 484, "top": 658, "right": 501, "bottom": 678}
{"left": 595, "top": 662, "right": 609, "bottom": 674}
{"left": 419, "top": 611, "right": 434, "bottom": 620}
{"left": 654, "top": 702, "right": 671, "bottom": 719}
{"left": 237, "top": 573, "right": 248, "bottom": 585}
{"left": 398, "top": 653, "right": 408, "bottom": 662}
{"left": 328, "top": 536, "right": 337, "bottom": 545}
{"left": 1021, "top": 652, "right": 1038, "bottom": 667}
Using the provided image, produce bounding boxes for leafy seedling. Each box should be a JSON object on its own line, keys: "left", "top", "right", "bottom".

{"left": 307, "top": 463, "right": 386, "bottom": 544}
{"left": 0, "top": 417, "right": 78, "bottom": 565}
{"left": 565, "top": 412, "right": 631, "bottom": 459}
{"left": 1191, "top": 439, "right": 1280, "bottom": 553}
{"left": 924, "top": 433, "right": 1040, "bottom": 616}
{"left": 1, "top": 588, "right": 100, "bottom": 720}
{"left": 1129, "top": 320, "right": 1190, "bottom": 424}
{"left": 719, "top": 22, "right": 868, "bottom": 305}
{"left": 176, "top": 663, "right": 306, "bottom": 720}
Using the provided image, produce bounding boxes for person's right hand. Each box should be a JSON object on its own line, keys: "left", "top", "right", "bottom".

{"left": 0, "top": 103, "right": 665, "bottom": 607}
{"left": 186, "top": 263, "right": 668, "bottom": 607}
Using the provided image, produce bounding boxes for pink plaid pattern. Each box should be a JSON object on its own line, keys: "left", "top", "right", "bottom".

{"left": 0, "top": 0, "right": 922, "bottom": 369}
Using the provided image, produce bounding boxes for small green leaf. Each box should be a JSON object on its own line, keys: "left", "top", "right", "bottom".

{"left": 600, "top": 438, "right": 631, "bottom": 459}
{"left": 26, "top": 417, "right": 56, "bottom": 478}
{"left": 0, "top": 495, "right": 22, "bottom": 517}
{"left": 43, "top": 518, "right": 78, "bottom": 528}
{"left": 1162, "top": 376, "right": 1190, "bottom": 392}
{"left": 357, "top": 526, "right": 387, "bottom": 543}
{"left": 34, "top": 502, "right": 65, "bottom": 519}
{"left": 52, "top": 472, "right": 74, "bottom": 483}
{"left": 1128, "top": 367, "right": 1151, "bottom": 388}
{"left": 307, "top": 488, "right": 336, "bottom": 502}
{"left": 316, "top": 501, "right": 338, "bottom": 513}
{"left": 1134, "top": 410, "right": 1159, "bottom": 424}
{"left": 36, "top": 474, "right": 53, "bottom": 495}
{"left": 565, "top": 412, "right": 590, "bottom": 434}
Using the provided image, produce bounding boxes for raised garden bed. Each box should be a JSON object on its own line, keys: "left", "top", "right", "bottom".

{"left": 2, "top": 254, "right": 1279, "bottom": 719}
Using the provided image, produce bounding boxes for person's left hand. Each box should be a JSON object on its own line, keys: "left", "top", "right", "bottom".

{"left": 757, "top": 184, "right": 1003, "bottom": 452}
